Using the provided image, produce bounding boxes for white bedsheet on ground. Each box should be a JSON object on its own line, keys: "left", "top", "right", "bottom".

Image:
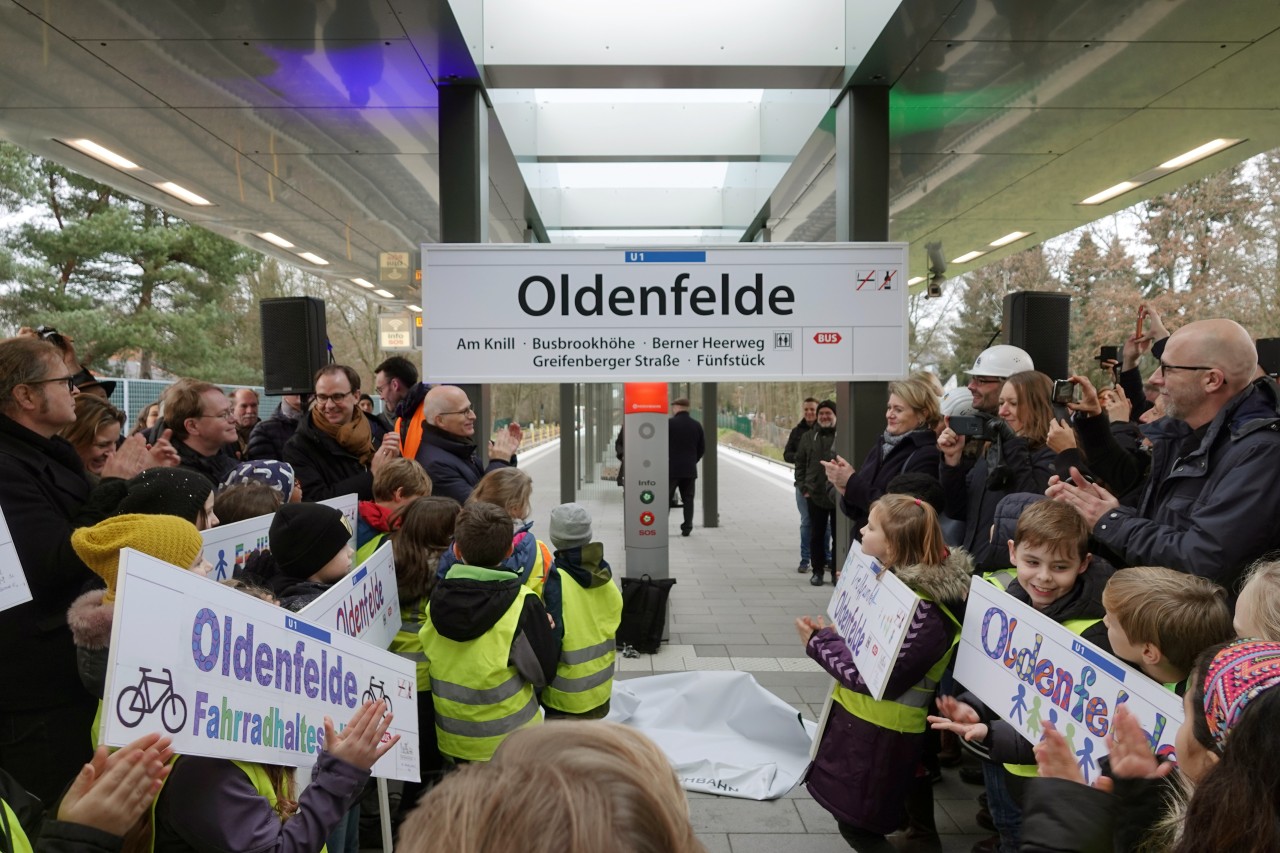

{"left": 607, "top": 670, "right": 819, "bottom": 800}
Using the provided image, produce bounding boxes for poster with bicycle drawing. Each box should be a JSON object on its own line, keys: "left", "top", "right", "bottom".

{"left": 0, "top": 505, "right": 32, "bottom": 612}
{"left": 954, "top": 577, "right": 1183, "bottom": 777}
{"left": 100, "top": 549, "right": 420, "bottom": 782}
{"left": 298, "top": 541, "right": 402, "bottom": 651}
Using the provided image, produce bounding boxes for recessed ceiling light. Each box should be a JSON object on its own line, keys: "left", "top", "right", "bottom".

{"left": 951, "top": 250, "right": 986, "bottom": 264}
{"left": 255, "top": 231, "right": 295, "bottom": 249}
{"left": 351, "top": 278, "right": 376, "bottom": 289}
{"left": 989, "top": 231, "right": 1032, "bottom": 248}
{"left": 154, "top": 181, "right": 212, "bottom": 206}
{"left": 374, "top": 289, "right": 394, "bottom": 298}
{"left": 407, "top": 304, "right": 423, "bottom": 312}
{"left": 907, "top": 276, "right": 925, "bottom": 285}
{"left": 63, "top": 138, "right": 139, "bottom": 170}
{"left": 1159, "top": 138, "right": 1243, "bottom": 171}
{"left": 1080, "top": 181, "right": 1141, "bottom": 206}
{"left": 296, "top": 251, "right": 329, "bottom": 265}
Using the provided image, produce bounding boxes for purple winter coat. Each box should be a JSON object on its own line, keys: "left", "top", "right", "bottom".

{"left": 804, "top": 550, "right": 971, "bottom": 834}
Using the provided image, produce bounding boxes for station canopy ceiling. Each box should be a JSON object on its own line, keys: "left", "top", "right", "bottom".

{"left": 1, "top": 0, "right": 1277, "bottom": 302}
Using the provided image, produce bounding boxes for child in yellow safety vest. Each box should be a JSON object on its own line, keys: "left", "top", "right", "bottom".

{"left": 541, "top": 503, "right": 622, "bottom": 720}
{"left": 929, "top": 498, "right": 1114, "bottom": 853}
{"left": 798, "top": 495, "right": 971, "bottom": 851}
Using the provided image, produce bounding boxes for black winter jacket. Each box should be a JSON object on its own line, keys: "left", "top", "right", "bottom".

{"left": 1091, "top": 378, "right": 1280, "bottom": 590}
{"left": 283, "top": 409, "right": 383, "bottom": 502}
{"left": 0, "top": 415, "right": 124, "bottom": 711}
{"left": 247, "top": 401, "right": 301, "bottom": 462}
{"left": 837, "top": 428, "right": 941, "bottom": 532}
{"left": 1019, "top": 775, "right": 1173, "bottom": 853}
{"left": 667, "top": 411, "right": 705, "bottom": 479}
{"left": 174, "top": 439, "right": 236, "bottom": 485}
{"left": 783, "top": 418, "right": 813, "bottom": 464}
{"left": 940, "top": 435, "right": 1055, "bottom": 571}
{"left": 795, "top": 425, "right": 838, "bottom": 510}
{"left": 417, "top": 424, "right": 514, "bottom": 506}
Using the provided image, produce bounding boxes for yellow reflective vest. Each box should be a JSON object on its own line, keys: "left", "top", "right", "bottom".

{"left": 541, "top": 566, "right": 622, "bottom": 715}
{"left": 1, "top": 798, "right": 33, "bottom": 853}
{"left": 420, "top": 579, "right": 542, "bottom": 762}
{"left": 390, "top": 595, "right": 431, "bottom": 692}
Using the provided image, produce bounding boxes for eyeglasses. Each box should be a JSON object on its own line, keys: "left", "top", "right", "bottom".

{"left": 315, "top": 392, "right": 354, "bottom": 404}
{"left": 197, "top": 409, "right": 235, "bottom": 420}
{"left": 440, "top": 406, "right": 475, "bottom": 416}
{"left": 970, "top": 376, "right": 1002, "bottom": 385}
{"left": 1157, "top": 360, "right": 1215, "bottom": 374}
{"left": 26, "top": 375, "right": 77, "bottom": 393}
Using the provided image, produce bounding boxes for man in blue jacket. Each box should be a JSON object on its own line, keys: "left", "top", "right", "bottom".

{"left": 418, "top": 385, "right": 519, "bottom": 505}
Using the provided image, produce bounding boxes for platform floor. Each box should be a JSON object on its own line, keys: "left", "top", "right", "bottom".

{"left": 516, "top": 440, "right": 990, "bottom": 853}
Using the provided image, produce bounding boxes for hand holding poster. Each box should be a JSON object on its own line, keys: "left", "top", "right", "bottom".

{"left": 954, "top": 576, "right": 1183, "bottom": 778}
{"left": 101, "top": 549, "right": 419, "bottom": 782}
{"left": 825, "top": 540, "right": 921, "bottom": 700}
{"left": 0, "top": 505, "right": 32, "bottom": 612}
{"left": 299, "top": 541, "right": 402, "bottom": 650}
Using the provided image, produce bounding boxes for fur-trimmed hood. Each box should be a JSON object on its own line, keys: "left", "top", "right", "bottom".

{"left": 893, "top": 548, "right": 973, "bottom": 608}
{"left": 67, "top": 588, "right": 113, "bottom": 650}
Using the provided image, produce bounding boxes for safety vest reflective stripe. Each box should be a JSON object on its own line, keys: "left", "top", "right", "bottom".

{"left": 432, "top": 673, "right": 527, "bottom": 705}
{"left": 561, "top": 638, "right": 616, "bottom": 666}
{"left": 983, "top": 570, "right": 1018, "bottom": 590}
{"left": 550, "top": 662, "right": 616, "bottom": 694}
{"left": 833, "top": 596, "right": 962, "bottom": 734}
{"left": 433, "top": 697, "right": 541, "bottom": 739}
{"left": 541, "top": 566, "right": 622, "bottom": 714}
{"left": 422, "top": 586, "right": 542, "bottom": 761}
{"left": 1, "top": 799, "right": 33, "bottom": 853}
{"left": 1003, "top": 617, "right": 1100, "bottom": 778}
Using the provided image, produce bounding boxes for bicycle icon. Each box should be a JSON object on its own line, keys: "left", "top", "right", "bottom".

{"left": 361, "top": 676, "right": 393, "bottom": 715}
{"left": 116, "top": 667, "right": 188, "bottom": 734}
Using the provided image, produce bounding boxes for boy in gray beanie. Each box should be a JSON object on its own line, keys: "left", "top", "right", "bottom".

{"left": 542, "top": 503, "right": 622, "bottom": 719}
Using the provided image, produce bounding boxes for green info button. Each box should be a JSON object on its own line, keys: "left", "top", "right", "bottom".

{"left": 640, "top": 490, "right": 654, "bottom": 504}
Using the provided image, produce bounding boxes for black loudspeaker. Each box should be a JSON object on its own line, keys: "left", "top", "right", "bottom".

{"left": 1003, "top": 291, "right": 1071, "bottom": 380}
{"left": 1258, "top": 338, "right": 1280, "bottom": 379}
{"left": 260, "top": 297, "right": 327, "bottom": 394}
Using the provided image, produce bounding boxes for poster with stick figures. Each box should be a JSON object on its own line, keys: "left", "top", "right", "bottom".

{"left": 0, "top": 505, "right": 32, "bottom": 612}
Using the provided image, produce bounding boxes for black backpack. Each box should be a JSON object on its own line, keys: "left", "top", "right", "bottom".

{"left": 616, "top": 575, "right": 676, "bottom": 654}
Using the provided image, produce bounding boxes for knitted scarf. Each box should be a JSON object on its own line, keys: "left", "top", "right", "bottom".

{"left": 310, "top": 407, "right": 373, "bottom": 466}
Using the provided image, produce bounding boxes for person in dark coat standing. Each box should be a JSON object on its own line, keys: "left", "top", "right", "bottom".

{"left": 247, "top": 394, "right": 303, "bottom": 461}
{"left": 824, "top": 378, "right": 942, "bottom": 536}
{"left": 668, "top": 398, "right": 705, "bottom": 537}
{"left": 417, "top": 384, "right": 520, "bottom": 506}
{"left": 794, "top": 399, "right": 838, "bottom": 585}
{"left": 163, "top": 378, "right": 240, "bottom": 485}
{"left": 284, "top": 365, "right": 394, "bottom": 502}
{"left": 784, "top": 397, "right": 818, "bottom": 572}
{"left": 0, "top": 336, "right": 178, "bottom": 806}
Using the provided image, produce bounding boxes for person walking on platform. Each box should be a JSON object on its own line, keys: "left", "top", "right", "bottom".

{"left": 795, "top": 400, "right": 838, "bottom": 585}
{"left": 668, "top": 398, "right": 705, "bottom": 537}
{"left": 784, "top": 397, "right": 819, "bottom": 572}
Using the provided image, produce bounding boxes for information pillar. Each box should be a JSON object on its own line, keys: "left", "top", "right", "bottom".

{"left": 622, "top": 383, "right": 669, "bottom": 582}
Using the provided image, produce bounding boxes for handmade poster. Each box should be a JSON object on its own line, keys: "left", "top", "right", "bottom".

{"left": 298, "top": 541, "right": 402, "bottom": 651}
{"left": 100, "top": 549, "right": 420, "bottom": 782}
{"left": 825, "top": 539, "right": 921, "bottom": 700}
{"left": 0, "top": 505, "right": 32, "bottom": 612}
{"left": 200, "top": 493, "right": 359, "bottom": 581}
{"left": 954, "top": 576, "right": 1184, "bottom": 779}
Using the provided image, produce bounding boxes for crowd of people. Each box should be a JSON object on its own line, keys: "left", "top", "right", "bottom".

{"left": 785, "top": 305, "right": 1280, "bottom": 852}
{"left": 4, "top": 301, "right": 1280, "bottom": 853}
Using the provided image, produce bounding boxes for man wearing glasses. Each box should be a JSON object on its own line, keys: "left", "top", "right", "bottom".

{"left": 1050, "top": 318, "right": 1280, "bottom": 590}
{"left": 0, "top": 335, "right": 177, "bottom": 805}
{"left": 284, "top": 364, "right": 396, "bottom": 502}
{"left": 420, "top": 384, "right": 520, "bottom": 505}
{"left": 165, "top": 378, "right": 240, "bottom": 484}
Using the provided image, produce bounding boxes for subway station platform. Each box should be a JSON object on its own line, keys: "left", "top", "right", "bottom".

{"left": 517, "top": 440, "right": 990, "bottom": 853}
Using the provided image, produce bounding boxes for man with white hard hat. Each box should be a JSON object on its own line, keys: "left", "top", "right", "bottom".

{"left": 965, "top": 344, "right": 1034, "bottom": 414}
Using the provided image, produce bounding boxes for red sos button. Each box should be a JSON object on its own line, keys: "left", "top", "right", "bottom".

{"left": 639, "top": 512, "right": 655, "bottom": 526}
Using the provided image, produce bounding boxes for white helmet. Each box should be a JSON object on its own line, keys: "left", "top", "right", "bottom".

{"left": 967, "top": 344, "right": 1034, "bottom": 379}
{"left": 941, "top": 387, "right": 977, "bottom": 418}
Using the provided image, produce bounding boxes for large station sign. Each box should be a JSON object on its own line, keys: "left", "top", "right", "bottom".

{"left": 420, "top": 244, "right": 908, "bottom": 382}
